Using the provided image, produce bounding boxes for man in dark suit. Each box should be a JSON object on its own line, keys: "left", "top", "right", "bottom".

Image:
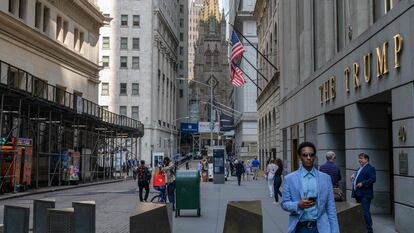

{"left": 352, "top": 153, "right": 376, "bottom": 233}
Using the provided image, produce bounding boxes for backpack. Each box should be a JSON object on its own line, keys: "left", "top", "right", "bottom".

{"left": 137, "top": 166, "right": 151, "bottom": 182}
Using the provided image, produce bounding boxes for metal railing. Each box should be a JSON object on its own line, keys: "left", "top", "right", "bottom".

{"left": 0, "top": 60, "right": 144, "bottom": 132}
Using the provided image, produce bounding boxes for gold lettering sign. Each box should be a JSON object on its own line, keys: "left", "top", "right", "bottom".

{"left": 353, "top": 62, "right": 361, "bottom": 88}
{"left": 364, "top": 53, "right": 371, "bottom": 83}
{"left": 319, "top": 76, "right": 336, "bottom": 104}
{"left": 394, "top": 34, "right": 403, "bottom": 68}
{"left": 376, "top": 41, "right": 389, "bottom": 77}
{"left": 317, "top": 34, "right": 404, "bottom": 104}
{"left": 344, "top": 67, "right": 350, "bottom": 93}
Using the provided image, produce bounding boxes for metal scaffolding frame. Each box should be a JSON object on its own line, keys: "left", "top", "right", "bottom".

{"left": 0, "top": 60, "right": 144, "bottom": 193}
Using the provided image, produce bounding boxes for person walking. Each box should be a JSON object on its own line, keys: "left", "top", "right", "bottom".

{"left": 137, "top": 160, "right": 151, "bottom": 202}
{"left": 197, "top": 161, "right": 202, "bottom": 179}
{"left": 351, "top": 153, "right": 376, "bottom": 233}
{"left": 201, "top": 158, "right": 209, "bottom": 182}
{"left": 266, "top": 159, "right": 277, "bottom": 197}
{"left": 273, "top": 158, "right": 283, "bottom": 203}
{"left": 251, "top": 157, "right": 260, "bottom": 180}
{"left": 162, "top": 157, "right": 176, "bottom": 209}
{"left": 245, "top": 160, "right": 252, "bottom": 181}
{"left": 281, "top": 142, "right": 339, "bottom": 233}
{"left": 241, "top": 161, "right": 246, "bottom": 181}
{"left": 320, "top": 151, "right": 341, "bottom": 188}
{"left": 235, "top": 160, "right": 244, "bottom": 186}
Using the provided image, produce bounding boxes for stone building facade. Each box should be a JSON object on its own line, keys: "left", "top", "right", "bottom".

{"left": 229, "top": 0, "right": 258, "bottom": 160}
{"left": 276, "top": 0, "right": 411, "bottom": 232}
{"left": 0, "top": 0, "right": 106, "bottom": 101}
{"left": 254, "top": 0, "right": 280, "bottom": 169}
{"left": 97, "top": 0, "right": 185, "bottom": 162}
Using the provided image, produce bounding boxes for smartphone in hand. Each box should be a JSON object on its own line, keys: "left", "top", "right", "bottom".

{"left": 307, "top": 196, "right": 317, "bottom": 202}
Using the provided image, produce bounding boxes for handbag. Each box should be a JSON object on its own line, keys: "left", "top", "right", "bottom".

{"left": 333, "top": 187, "right": 344, "bottom": 201}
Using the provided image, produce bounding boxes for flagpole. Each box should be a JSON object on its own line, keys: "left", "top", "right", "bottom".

{"left": 236, "top": 64, "right": 263, "bottom": 91}
{"left": 241, "top": 55, "right": 268, "bottom": 82}
{"left": 229, "top": 23, "right": 279, "bottom": 72}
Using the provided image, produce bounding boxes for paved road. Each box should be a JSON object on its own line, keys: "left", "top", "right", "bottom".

{"left": 0, "top": 160, "right": 397, "bottom": 233}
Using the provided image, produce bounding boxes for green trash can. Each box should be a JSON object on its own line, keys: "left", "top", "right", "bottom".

{"left": 175, "top": 170, "right": 201, "bottom": 217}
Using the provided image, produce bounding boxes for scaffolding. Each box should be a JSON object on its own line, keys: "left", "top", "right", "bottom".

{"left": 0, "top": 60, "right": 144, "bottom": 193}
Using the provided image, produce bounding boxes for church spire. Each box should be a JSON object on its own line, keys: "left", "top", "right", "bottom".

{"left": 202, "top": 0, "right": 221, "bottom": 22}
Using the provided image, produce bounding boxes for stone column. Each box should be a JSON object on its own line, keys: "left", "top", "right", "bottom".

{"left": 317, "top": 114, "right": 346, "bottom": 192}
{"left": 345, "top": 103, "right": 390, "bottom": 214}
{"left": 391, "top": 83, "right": 414, "bottom": 233}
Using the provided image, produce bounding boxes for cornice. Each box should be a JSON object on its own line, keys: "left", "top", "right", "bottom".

{"left": 0, "top": 12, "right": 100, "bottom": 82}
{"left": 256, "top": 71, "right": 280, "bottom": 109}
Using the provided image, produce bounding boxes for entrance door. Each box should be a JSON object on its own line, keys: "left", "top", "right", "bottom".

{"left": 291, "top": 139, "right": 299, "bottom": 171}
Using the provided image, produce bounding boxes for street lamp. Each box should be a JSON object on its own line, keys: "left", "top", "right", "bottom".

{"left": 170, "top": 116, "right": 190, "bottom": 158}
{"left": 176, "top": 77, "right": 214, "bottom": 149}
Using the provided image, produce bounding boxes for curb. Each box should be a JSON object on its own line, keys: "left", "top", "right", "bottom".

{"left": 0, "top": 178, "right": 130, "bottom": 201}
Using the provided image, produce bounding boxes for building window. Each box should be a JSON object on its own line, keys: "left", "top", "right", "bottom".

{"left": 34, "top": 1, "right": 41, "bottom": 28}
{"left": 102, "top": 56, "right": 109, "bottom": 68}
{"left": 120, "top": 56, "right": 128, "bottom": 68}
{"left": 56, "top": 16, "right": 62, "bottom": 40}
{"left": 374, "top": 0, "right": 395, "bottom": 22}
{"left": 119, "top": 106, "right": 127, "bottom": 116}
{"left": 131, "top": 106, "right": 139, "bottom": 120}
{"left": 180, "top": 4, "right": 184, "bottom": 13}
{"left": 121, "top": 14, "right": 128, "bottom": 26}
{"left": 180, "top": 33, "right": 183, "bottom": 41}
{"left": 179, "top": 60, "right": 183, "bottom": 70}
{"left": 179, "top": 89, "right": 183, "bottom": 98}
{"left": 18, "top": 0, "right": 27, "bottom": 19}
{"left": 102, "top": 37, "right": 110, "bottom": 49}
{"left": 120, "top": 83, "right": 127, "bottom": 95}
{"left": 62, "top": 21, "right": 68, "bottom": 43}
{"left": 179, "top": 46, "right": 183, "bottom": 55}
{"left": 101, "top": 83, "right": 109, "bottom": 96}
{"left": 336, "top": 0, "right": 345, "bottom": 52}
{"left": 132, "top": 56, "right": 140, "bottom": 69}
{"left": 74, "top": 28, "right": 79, "bottom": 49}
{"left": 132, "top": 38, "right": 140, "bottom": 50}
{"left": 180, "top": 18, "right": 184, "bottom": 28}
{"left": 120, "top": 37, "right": 128, "bottom": 50}
{"left": 9, "top": 0, "right": 16, "bottom": 14}
{"left": 132, "top": 83, "right": 139, "bottom": 96}
{"left": 42, "top": 6, "right": 50, "bottom": 33}
{"left": 133, "top": 15, "right": 140, "bottom": 27}
{"left": 79, "top": 32, "right": 84, "bottom": 51}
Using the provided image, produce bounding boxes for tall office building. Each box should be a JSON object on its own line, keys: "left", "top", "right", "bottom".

{"left": 188, "top": 0, "right": 204, "bottom": 81}
{"left": 97, "top": 0, "right": 186, "bottom": 162}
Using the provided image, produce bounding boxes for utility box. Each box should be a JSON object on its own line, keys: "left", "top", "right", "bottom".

{"left": 47, "top": 208, "right": 74, "bottom": 233}
{"left": 72, "top": 201, "right": 96, "bottom": 233}
{"left": 175, "top": 170, "right": 200, "bottom": 217}
{"left": 33, "top": 199, "right": 55, "bottom": 233}
{"left": 4, "top": 205, "right": 29, "bottom": 233}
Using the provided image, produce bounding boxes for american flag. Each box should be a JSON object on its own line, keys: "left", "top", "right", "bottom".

{"left": 230, "top": 31, "right": 245, "bottom": 63}
{"left": 230, "top": 63, "right": 246, "bottom": 87}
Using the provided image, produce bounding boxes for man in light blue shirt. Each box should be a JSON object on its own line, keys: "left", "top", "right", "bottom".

{"left": 282, "top": 142, "right": 339, "bottom": 233}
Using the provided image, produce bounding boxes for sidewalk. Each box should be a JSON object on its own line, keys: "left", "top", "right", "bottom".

{"left": 0, "top": 178, "right": 128, "bottom": 201}
{"left": 174, "top": 174, "right": 397, "bottom": 233}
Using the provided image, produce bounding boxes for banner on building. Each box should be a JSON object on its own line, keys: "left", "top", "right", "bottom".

{"left": 198, "top": 122, "right": 220, "bottom": 133}
{"left": 180, "top": 123, "right": 199, "bottom": 133}
{"left": 220, "top": 112, "right": 234, "bottom": 132}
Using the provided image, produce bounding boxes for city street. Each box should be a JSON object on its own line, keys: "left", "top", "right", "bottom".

{"left": 0, "top": 160, "right": 397, "bottom": 233}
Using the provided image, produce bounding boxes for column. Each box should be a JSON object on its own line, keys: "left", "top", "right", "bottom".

{"left": 345, "top": 103, "right": 390, "bottom": 214}
{"left": 392, "top": 83, "right": 414, "bottom": 233}
{"left": 317, "top": 114, "right": 346, "bottom": 192}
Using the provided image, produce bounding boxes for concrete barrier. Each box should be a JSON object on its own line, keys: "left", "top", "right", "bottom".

{"left": 336, "top": 202, "right": 366, "bottom": 233}
{"left": 223, "top": 200, "right": 262, "bottom": 233}
{"left": 47, "top": 208, "right": 75, "bottom": 233}
{"left": 72, "top": 201, "right": 96, "bottom": 233}
{"left": 33, "top": 199, "right": 55, "bottom": 233}
{"left": 130, "top": 203, "right": 173, "bottom": 233}
{"left": 3, "top": 205, "right": 29, "bottom": 233}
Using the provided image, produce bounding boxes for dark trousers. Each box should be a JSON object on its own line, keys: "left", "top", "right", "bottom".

{"left": 236, "top": 173, "right": 242, "bottom": 185}
{"left": 273, "top": 175, "right": 283, "bottom": 202}
{"left": 295, "top": 225, "right": 318, "bottom": 233}
{"left": 138, "top": 181, "right": 149, "bottom": 202}
{"left": 167, "top": 180, "right": 176, "bottom": 205}
{"left": 356, "top": 196, "right": 373, "bottom": 233}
